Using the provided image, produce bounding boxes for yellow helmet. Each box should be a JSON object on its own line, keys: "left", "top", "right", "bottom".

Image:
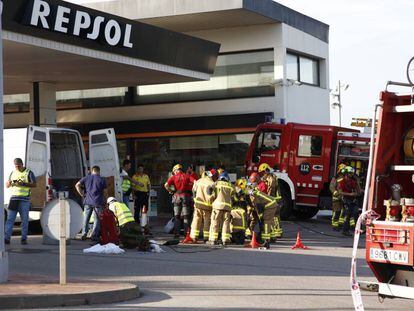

{"left": 217, "top": 168, "right": 225, "bottom": 175}
{"left": 337, "top": 164, "right": 346, "bottom": 173}
{"left": 172, "top": 164, "right": 182, "bottom": 172}
{"left": 236, "top": 178, "right": 247, "bottom": 190}
{"left": 258, "top": 163, "right": 271, "bottom": 173}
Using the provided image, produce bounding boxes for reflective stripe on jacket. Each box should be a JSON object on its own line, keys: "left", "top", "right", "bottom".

{"left": 10, "top": 169, "right": 31, "bottom": 197}
{"left": 212, "top": 181, "right": 235, "bottom": 211}
{"left": 110, "top": 202, "right": 134, "bottom": 227}
{"left": 250, "top": 189, "right": 277, "bottom": 210}
{"left": 193, "top": 176, "right": 216, "bottom": 210}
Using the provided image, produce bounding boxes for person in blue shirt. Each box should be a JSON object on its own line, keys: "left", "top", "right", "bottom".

{"left": 75, "top": 166, "right": 107, "bottom": 242}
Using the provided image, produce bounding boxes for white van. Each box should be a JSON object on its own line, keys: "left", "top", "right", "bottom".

{"left": 3, "top": 126, "right": 122, "bottom": 228}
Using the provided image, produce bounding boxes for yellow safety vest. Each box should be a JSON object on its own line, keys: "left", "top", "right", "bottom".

{"left": 111, "top": 202, "right": 134, "bottom": 226}
{"left": 10, "top": 169, "right": 31, "bottom": 197}
{"left": 122, "top": 178, "right": 131, "bottom": 193}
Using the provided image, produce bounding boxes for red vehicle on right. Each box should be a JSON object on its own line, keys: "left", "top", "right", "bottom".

{"left": 365, "top": 81, "right": 414, "bottom": 299}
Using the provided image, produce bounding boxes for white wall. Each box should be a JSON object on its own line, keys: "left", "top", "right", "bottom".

{"left": 281, "top": 24, "right": 330, "bottom": 123}
{"left": 4, "top": 22, "right": 330, "bottom": 127}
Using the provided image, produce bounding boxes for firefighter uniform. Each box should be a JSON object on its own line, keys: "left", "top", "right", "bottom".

{"left": 108, "top": 198, "right": 149, "bottom": 250}
{"left": 231, "top": 183, "right": 248, "bottom": 244}
{"left": 249, "top": 188, "right": 279, "bottom": 242}
{"left": 209, "top": 178, "right": 235, "bottom": 244}
{"left": 262, "top": 172, "right": 283, "bottom": 239}
{"left": 330, "top": 175, "right": 343, "bottom": 230}
{"left": 337, "top": 167, "right": 361, "bottom": 236}
{"left": 190, "top": 174, "right": 216, "bottom": 241}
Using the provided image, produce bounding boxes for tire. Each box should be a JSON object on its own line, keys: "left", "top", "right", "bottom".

{"left": 279, "top": 183, "right": 293, "bottom": 220}
{"left": 292, "top": 205, "right": 319, "bottom": 220}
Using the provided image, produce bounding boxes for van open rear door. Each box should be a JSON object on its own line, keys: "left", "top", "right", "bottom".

{"left": 89, "top": 129, "right": 122, "bottom": 202}
{"left": 26, "top": 126, "right": 50, "bottom": 211}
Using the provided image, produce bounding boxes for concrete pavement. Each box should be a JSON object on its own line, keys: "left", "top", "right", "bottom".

{"left": 4, "top": 217, "right": 413, "bottom": 310}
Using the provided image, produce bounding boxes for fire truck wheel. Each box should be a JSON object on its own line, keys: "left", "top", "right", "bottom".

{"left": 292, "top": 205, "right": 319, "bottom": 220}
{"left": 279, "top": 183, "right": 293, "bottom": 220}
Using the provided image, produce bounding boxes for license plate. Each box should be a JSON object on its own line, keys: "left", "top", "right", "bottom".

{"left": 370, "top": 248, "right": 409, "bottom": 264}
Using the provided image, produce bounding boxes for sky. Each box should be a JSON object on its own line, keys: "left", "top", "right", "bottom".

{"left": 70, "top": 0, "right": 414, "bottom": 127}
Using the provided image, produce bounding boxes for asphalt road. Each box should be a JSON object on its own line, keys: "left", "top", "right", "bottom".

{"left": 6, "top": 216, "right": 413, "bottom": 311}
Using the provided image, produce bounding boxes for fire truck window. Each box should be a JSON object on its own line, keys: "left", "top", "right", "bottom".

{"left": 258, "top": 132, "right": 281, "bottom": 152}
{"left": 298, "top": 135, "right": 322, "bottom": 157}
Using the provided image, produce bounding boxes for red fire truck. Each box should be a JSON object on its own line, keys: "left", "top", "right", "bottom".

{"left": 365, "top": 82, "right": 414, "bottom": 299}
{"left": 245, "top": 122, "right": 371, "bottom": 219}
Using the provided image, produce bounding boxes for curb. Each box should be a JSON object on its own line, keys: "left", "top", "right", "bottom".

{"left": 0, "top": 283, "right": 139, "bottom": 309}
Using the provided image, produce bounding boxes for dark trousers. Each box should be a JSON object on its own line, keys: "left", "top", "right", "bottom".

{"left": 134, "top": 191, "right": 149, "bottom": 223}
{"left": 342, "top": 198, "right": 358, "bottom": 233}
{"left": 120, "top": 221, "right": 149, "bottom": 250}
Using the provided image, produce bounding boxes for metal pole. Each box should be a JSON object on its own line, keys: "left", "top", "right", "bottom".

{"left": 338, "top": 80, "right": 342, "bottom": 127}
{"left": 59, "top": 192, "right": 67, "bottom": 285}
{"left": 0, "top": 0, "right": 9, "bottom": 284}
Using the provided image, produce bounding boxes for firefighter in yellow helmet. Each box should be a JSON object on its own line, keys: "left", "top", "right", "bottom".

{"left": 231, "top": 178, "right": 249, "bottom": 244}
{"left": 247, "top": 172, "right": 280, "bottom": 247}
{"left": 208, "top": 172, "right": 235, "bottom": 245}
{"left": 258, "top": 163, "right": 283, "bottom": 240}
{"left": 330, "top": 164, "right": 346, "bottom": 231}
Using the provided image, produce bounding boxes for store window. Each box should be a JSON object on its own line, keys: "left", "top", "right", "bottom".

{"left": 131, "top": 133, "right": 254, "bottom": 212}
{"left": 4, "top": 94, "right": 30, "bottom": 113}
{"left": 298, "top": 135, "right": 322, "bottom": 157}
{"left": 136, "top": 50, "right": 275, "bottom": 104}
{"left": 286, "top": 52, "right": 320, "bottom": 86}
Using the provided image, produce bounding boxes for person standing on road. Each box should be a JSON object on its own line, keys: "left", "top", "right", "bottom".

{"left": 164, "top": 164, "right": 194, "bottom": 238}
{"left": 330, "top": 164, "right": 346, "bottom": 231}
{"left": 258, "top": 163, "right": 283, "bottom": 240}
{"left": 131, "top": 164, "right": 151, "bottom": 234}
{"left": 189, "top": 169, "right": 216, "bottom": 243}
{"left": 4, "top": 158, "right": 37, "bottom": 245}
{"left": 76, "top": 166, "right": 107, "bottom": 242}
{"left": 208, "top": 172, "right": 235, "bottom": 246}
{"left": 248, "top": 172, "right": 279, "bottom": 246}
{"left": 337, "top": 166, "right": 362, "bottom": 236}
{"left": 120, "top": 159, "right": 142, "bottom": 206}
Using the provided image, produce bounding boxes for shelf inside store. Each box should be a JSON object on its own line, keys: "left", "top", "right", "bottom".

{"left": 393, "top": 105, "right": 414, "bottom": 113}
{"left": 391, "top": 165, "right": 414, "bottom": 171}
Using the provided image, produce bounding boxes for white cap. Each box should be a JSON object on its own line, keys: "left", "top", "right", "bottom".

{"left": 107, "top": 197, "right": 117, "bottom": 204}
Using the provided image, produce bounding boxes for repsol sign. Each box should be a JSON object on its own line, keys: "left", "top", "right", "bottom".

{"left": 22, "top": 0, "right": 133, "bottom": 48}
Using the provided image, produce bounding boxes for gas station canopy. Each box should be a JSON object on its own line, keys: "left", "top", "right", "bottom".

{"left": 2, "top": 0, "right": 220, "bottom": 94}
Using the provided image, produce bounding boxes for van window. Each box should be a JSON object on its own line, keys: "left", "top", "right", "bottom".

{"left": 257, "top": 131, "right": 281, "bottom": 152}
{"left": 33, "top": 130, "right": 47, "bottom": 142}
{"left": 298, "top": 135, "right": 322, "bottom": 157}
{"left": 91, "top": 134, "right": 109, "bottom": 144}
{"left": 50, "top": 132, "right": 83, "bottom": 179}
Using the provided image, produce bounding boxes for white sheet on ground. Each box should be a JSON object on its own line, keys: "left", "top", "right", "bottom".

{"left": 149, "top": 240, "right": 166, "bottom": 253}
{"left": 83, "top": 243, "right": 125, "bottom": 254}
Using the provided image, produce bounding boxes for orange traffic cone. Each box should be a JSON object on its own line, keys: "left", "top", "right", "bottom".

{"left": 245, "top": 231, "right": 261, "bottom": 248}
{"left": 291, "top": 230, "right": 309, "bottom": 250}
{"left": 181, "top": 228, "right": 196, "bottom": 244}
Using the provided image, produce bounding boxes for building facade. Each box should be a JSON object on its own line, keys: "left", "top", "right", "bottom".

{"left": 4, "top": 0, "right": 330, "bottom": 213}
